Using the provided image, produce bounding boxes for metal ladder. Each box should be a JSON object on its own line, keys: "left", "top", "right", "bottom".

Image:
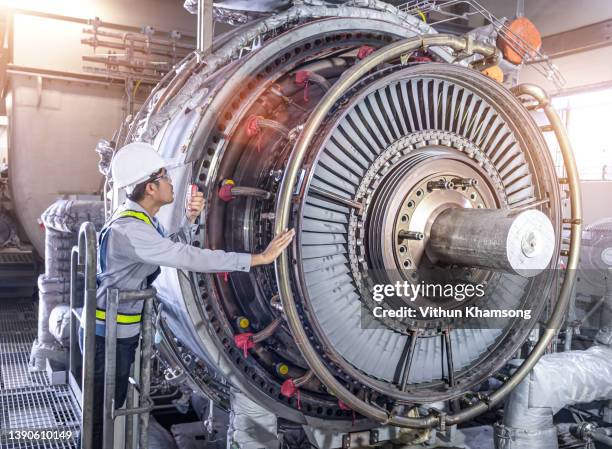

{"left": 68, "top": 221, "right": 157, "bottom": 449}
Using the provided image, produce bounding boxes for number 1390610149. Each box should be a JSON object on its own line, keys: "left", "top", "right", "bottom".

{"left": 5, "top": 430, "right": 73, "bottom": 440}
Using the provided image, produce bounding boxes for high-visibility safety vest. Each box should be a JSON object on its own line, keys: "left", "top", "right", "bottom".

{"left": 95, "top": 209, "right": 162, "bottom": 336}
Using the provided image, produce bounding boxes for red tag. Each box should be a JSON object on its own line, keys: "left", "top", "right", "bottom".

{"left": 281, "top": 379, "right": 301, "bottom": 409}
{"left": 295, "top": 71, "right": 312, "bottom": 103}
{"left": 295, "top": 70, "right": 312, "bottom": 85}
{"left": 245, "top": 116, "right": 264, "bottom": 152}
{"left": 234, "top": 333, "right": 254, "bottom": 358}
{"left": 218, "top": 184, "right": 234, "bottom": 202}
{"left": 338, "top": 399, "right": 350, "bottom": 411}
{"left": 357, "top": 45, "right": 375, "bottom": 59}
{"left": 246, "top": 115, "right": 263, "bottom": 137}
{"left": 338, "top": 400, "right": 356, "bottom": 426}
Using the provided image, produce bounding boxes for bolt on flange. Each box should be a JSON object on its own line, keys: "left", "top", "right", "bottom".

{"left": 427, "top": 179, "right": 454, "bottom": 191}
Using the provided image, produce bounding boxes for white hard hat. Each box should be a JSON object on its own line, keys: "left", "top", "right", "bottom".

{"left": 111, "top": 142, "right": 168, "bottom": 190}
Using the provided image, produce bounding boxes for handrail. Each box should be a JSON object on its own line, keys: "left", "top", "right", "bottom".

{"left": 102, "top": 288, "right": 156, "bottom": 449}
{"left": 69, "top": 221, "right": 158, "bottom": 448}
{"left": 76, "top": 222, "right": 98, "bottom": 449}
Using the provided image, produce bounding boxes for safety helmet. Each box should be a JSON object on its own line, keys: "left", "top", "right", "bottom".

{"left": 111, "top": 142, "right": 168, "bottom": 190}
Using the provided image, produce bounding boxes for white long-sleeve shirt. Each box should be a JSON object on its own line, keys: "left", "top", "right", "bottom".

{"left": 93, "top": 199, "right": 251, "bottom": 338}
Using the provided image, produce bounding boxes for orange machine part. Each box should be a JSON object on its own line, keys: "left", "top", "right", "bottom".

{"left": 496, "top": 16, "right": 542, "bottom": 65}
{"left": 481, "top": 65, "right": 504, "bottom": 83}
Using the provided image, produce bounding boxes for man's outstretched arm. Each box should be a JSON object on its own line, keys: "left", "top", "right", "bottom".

{"left": 115, "top": 221, "right": 294, "bottom": 273}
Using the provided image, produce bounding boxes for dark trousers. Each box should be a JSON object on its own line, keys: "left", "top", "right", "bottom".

{"left": 78, "top": 329, "right": 139, "bottom": 449}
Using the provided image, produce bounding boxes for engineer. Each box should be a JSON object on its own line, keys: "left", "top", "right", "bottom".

{"left": 81, "top": 142, "right": 294, "bottom": 449}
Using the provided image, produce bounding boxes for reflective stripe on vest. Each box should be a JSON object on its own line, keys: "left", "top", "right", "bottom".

{"left": 117, "top": 210, "right": 152, "bottom": 226}
{"left": 98, "top": 209, "right": 160, "bottom": 279}
{"left": 96, "top": 209, "right": 162, "bottom": 330}
{"left": 95, "top": 308, "right": 142, "bottom": 324}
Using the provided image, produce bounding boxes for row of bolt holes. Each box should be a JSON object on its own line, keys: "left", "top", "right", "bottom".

{"left": 227, "top": 344, "right": 350, "bottom": 417}
{"left": 196, "top": 32, "right": 393, "bottom": 183}
{"left": 197, "top": 287, "right": 291, "bottom": 408}
{"left": 398, "top": 196, "right": 419, "bottom": 269}
{"left": 194, "top": 33, "right": 396, "bottom": 415}
{"left": 198, "top": 278, "right": 354, "bottom": 417}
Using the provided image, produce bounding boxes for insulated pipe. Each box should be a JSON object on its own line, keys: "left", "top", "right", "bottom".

{"left": 124, "top": 52, "right": 197, "bottom": 144}
{"left": 141, "top": 4, "right": 455, "bottom": 148}
{"left": 494, "top": 345, "right": 612, "bottom": 449}
{"left": 428, "top": 208, "right": 555, "bottom": 277}
{"left": 32, "top": 201, "right": 105, "bottom": 369}
{"left": 149, "top": 56, "right": 199, "bottom": 116}
{"left": 594, "top": 272, "right": 612, "bottom": 346}
{"left": 274, "top": 37, "right": 579, "bottom": 428}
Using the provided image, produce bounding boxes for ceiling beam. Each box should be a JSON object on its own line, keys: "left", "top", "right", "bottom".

{"left": 542, "top": 19, "right": 612, "bottom": 59}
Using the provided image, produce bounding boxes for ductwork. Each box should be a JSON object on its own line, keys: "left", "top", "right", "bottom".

{"left": 40, "top": 199, "right": 106, "bottom": 235}
{"left": 137, "top": 0, "right": 442, "bottom": 143}
{"left": 495, "top": 274, "right": 612, "bottom": 449}
{"left": 30, "top": 275, "right": 72, "bottom": 369}
{"left": 29, "top": 200, "right": 105, "bottom": 370}
{"left": 49, "top": 303, "right": 71, "bottom": 347}
{"left": 184, "top": 0, "right": 291, "bottom": 14}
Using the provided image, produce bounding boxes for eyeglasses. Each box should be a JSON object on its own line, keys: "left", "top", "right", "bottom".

{"left": 150, "top": 172, "right": 172, "bottom": 184}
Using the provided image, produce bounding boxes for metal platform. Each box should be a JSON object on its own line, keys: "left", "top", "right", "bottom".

{"left": 0, "top": 300, "right": 80, "bottom": 449}
{"left": 0, "top": 250, "right": 39, "bottom": 299}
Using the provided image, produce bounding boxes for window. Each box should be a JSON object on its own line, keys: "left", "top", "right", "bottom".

{"left": 552, "top": 89, "right": 612, "bottom": 181}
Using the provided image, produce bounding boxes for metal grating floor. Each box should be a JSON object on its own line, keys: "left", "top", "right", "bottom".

{"left": 0, "top": 253, "right": 37, "bottom": 265}
{"left": 0, "top": 300, "right": 80, "bottom": 449}
{"left": 0, "top": 250, "right": 39, "bottom": 299}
